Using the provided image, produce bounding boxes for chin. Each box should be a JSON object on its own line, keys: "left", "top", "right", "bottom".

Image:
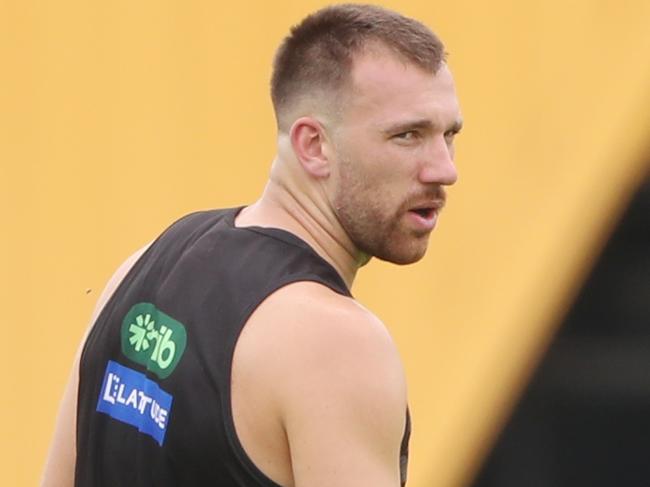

{"left": 374, "top": 244, "right": 429, "bottom": 265}
{"left": 350, "top": 225, "right": 431, "bottom": 265}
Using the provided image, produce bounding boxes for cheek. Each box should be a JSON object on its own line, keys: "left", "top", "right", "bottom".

{"left": 367, "top": 146, "right": 413, "bottom": 177}
{"left": 339, "top": 142, "right": 416, "bottom": 197}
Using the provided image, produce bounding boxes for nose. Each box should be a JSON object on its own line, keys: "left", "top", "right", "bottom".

{"left": 418, "top": 135, "right": 458, "bottom": 186}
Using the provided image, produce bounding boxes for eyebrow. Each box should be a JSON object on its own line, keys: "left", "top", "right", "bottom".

{"left": 381, "top": 117, "right": 464, "bottom": 135}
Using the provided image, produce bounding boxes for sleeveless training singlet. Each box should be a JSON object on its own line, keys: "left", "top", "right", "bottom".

{"left": 75, "top": 207, "right": 411, "bottom": 486}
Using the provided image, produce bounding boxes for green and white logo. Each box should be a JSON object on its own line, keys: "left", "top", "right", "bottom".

{"left": 121, "top": 302, "right": 187, "bottom": 379}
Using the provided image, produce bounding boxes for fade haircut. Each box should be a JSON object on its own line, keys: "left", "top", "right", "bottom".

{"left": 271, "top": 3, "right": 447, "bottom": 131}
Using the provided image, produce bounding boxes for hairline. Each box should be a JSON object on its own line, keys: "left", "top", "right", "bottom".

{"left": 277, "top": 41, "right": 446, "bottom": 134}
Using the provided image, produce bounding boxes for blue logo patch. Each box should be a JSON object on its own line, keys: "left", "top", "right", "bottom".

{"left": 96, "top": 360, "right": 173, "bottom": 446}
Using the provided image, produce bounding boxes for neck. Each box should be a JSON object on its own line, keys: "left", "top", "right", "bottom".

{"left": 235, "top": 158, "right": 367, "bottom": 290}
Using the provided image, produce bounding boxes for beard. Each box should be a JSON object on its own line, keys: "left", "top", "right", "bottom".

{"left": 332, "top": 156, "right": 436, "bottom": 265}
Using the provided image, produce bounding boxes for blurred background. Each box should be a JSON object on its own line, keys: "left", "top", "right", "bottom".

{"left": 1, "top": 1, "right": 648, "bottom": 486}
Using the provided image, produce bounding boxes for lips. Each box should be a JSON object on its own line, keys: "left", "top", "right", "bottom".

{"left": 408, "top": 199, "right": 445, "bottom": 216}
{"left": 406, "top": 199, "right": 445, "bottom": 231}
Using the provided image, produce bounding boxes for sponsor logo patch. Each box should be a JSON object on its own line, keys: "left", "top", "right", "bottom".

{"left": 121, "top": 302, "right": 187, "bottom": 379}
{"left": 96, "top": 360, "right": 173, "bottom": 446}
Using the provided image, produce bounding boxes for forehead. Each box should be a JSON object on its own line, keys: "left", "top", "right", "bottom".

{"left": 343, "top": 50, "right": 461, "bottom": 130}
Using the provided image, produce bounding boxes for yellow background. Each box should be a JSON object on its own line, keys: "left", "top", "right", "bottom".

{"left": 2, "top": 1, "right": 649, "bottom": 486}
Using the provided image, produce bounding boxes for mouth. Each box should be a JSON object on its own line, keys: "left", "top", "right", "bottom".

{"left": 408, "top": 198, "right": 445, "bottom": 217}
{"left": 406, "top": 199, "right": 445, "bottom": 231}
{"left": 409, "top": 207, "right": 436, "bottom": 219}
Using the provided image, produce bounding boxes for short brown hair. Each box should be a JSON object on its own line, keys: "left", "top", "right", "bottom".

{"left": 271, "top": 4, "right": 446, "bottom": 131}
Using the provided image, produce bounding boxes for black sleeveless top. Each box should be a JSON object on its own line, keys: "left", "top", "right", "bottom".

{"left": 75, "top": 208, "right": 411, "bottom": 486}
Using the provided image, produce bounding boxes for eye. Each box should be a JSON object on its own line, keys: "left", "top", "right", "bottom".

{"left": 393, "top": 130, "right": 419, "bottom": 142}
{"left": 444, "top": 129, "right": 459, "bottom": 144}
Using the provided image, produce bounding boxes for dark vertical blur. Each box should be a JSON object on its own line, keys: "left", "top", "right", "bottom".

{"left": 471, "top": 174, "right": 650, "bottom": 487}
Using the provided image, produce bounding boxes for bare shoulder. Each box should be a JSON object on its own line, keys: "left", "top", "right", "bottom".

{"left": 237, "top": 281, "right": 407, "bottom": 486}
{"left": 242, "top": 280, "right": 406, "bottom": 395}
{"left": 263, "top": 281, "right": 399, "bottom": 347}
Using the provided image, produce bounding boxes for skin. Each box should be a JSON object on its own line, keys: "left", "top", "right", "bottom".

{"left": 330, "top": 51, "right": 461, "bottom": 265}
{"left": 42, "top": 46, "right": 461, "bottom": 487}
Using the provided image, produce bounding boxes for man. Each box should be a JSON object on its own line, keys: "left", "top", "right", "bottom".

{"left": 42, "top": 4, "right": 462, "bottom": 486}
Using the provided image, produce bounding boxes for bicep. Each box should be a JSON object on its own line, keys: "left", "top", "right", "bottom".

{"left": 287, "top": 381, "right": 407, "bottom": 487}
{"left": 277, "top": 295, "right": 407, "bottom": 486}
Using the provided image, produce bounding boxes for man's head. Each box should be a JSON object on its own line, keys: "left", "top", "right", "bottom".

{"left": 271, "top": 4, "right": 462, "bottom": 265}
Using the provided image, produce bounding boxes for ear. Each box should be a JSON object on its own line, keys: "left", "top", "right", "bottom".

{"left": 289, "top": 117, "right": 331, "bottom": 178}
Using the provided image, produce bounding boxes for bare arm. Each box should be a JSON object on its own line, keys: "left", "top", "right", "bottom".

{"left": 41, "top": 245, "right": 150, "bottom": 487}
{"left": 238, "top": 282, "right": 408, "bottom": 487}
